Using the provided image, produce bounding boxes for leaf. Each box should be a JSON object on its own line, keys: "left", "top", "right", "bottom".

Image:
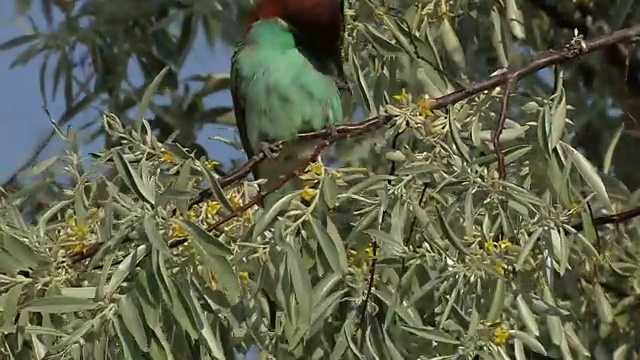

{"left": 135, "top": 66, "right": 170, "bottom": 132}
{"left": 510, "top": 330, "right": 546, "bottom": 355}
{"left": 198, "top": 161, "right": 234, "bottom": 213}
{"left": 143, "top": 215, "right": 172, "bottom": 256}
{"left": 59, "top": 287, "right": 96, "bottom": 299}
{"left": 516, "top": 295, "right": 539, "bottom": 336}
{"left": 383, "top": 329, "right": 405, "bottom": 360}
{"left": 548, "top": 88, "right": 566, "bottom": 149}
{"left": 1, "top": 282, "right": 25, "bottom": 331}
{"left": 490, "top": 6, "right": 509, "bottom": 68}
{"left": 362, "top": 23, "right": 403, "bottom": 56}
{"left": 564, "top": 323, "right": 590, "bottom": 356}
{"left": 505, "top": 0, "right": 526, "bottom": 39}
{"left": 104, "top": 244, "right": 151, "bottom": 298}
{"left": 113, "top": 313, "right": 142, "bottom": 359}
{"left": 409, "top": 276, "right": 447, "bottom": 306}
{"left": 187, "top": 284, "right": 226, "bottom": 359}
{"left": 449, "top": 112, "right": 470, "bottom": 162}
{"left": 24, "top": 325, "right": 67, "bottom": 337}
{"left": 152, "top": 252, "right": 199, "bottom": 338}
{"left": 439, "top": 18, "right": 466, "bottom": 70}
{"left": 435, "top": 207, "right": 469, "bottom": 256}
{"left": 283, "top": 242, "right": 312, "bottom": 347}
{"left": 513, "top": 339, "right": 526, "bottom": 360}
{"left": 308, "top": 289, "right": 346, "bottom": 340}
{"left": 0, "top": 34, "right": 40, "bottom": 51}
{"left": 466, "top": 308, "right": 480, "bottom": 339}
{"left": 400, "top": 324, "right": 460, "bottom": 345}
{"left": 3, "top": 234, "right": 49, "bottom": 269}
{"left": 351, "top": 50, "right": 375, "bottom": 115}
{"left": 52, "top": 318, "right": 96, "bottom": 351}
{"left": 602, "top": 124, "right": 623, "bottom": 173}
{"left": 119, "top": 296, "right": 149, "bottom": 351}
{"left": 594, "top": 284, "right": 613, "bottom": 327}
{"left": 24, "top": 156, "right": 60, "bottom": 176}
{"left": 112, "top": 150, "right": 155, "bottom": 205}
{"left": 175, "top": 219, "right": 232, "bottom": 257}
{"left": 487, "top": 279, "right": 506, "bottom": 321}
{"left": 560, "top": 142, "right": 611, "bottom": 209}
{"left": 176, "top": 220, "right": 240, "bottom": 302}
{"left": 23, "top": 296, "right": 98, "bottom": 313}
{"left": 308, "top": 217, "right": 348, "bottom": 273}
{"left": 516, "top": 228, "right": 542, "bottom": 270}
{"left": 252, "top": 191, "right": 300, "bottom": 239}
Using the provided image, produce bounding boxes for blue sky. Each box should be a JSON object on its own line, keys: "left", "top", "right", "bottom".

{"left": 0, "top": 1, "right": 238, "bottom": 184}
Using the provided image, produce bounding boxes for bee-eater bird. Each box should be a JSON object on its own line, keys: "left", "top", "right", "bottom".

{"left": 230, "top": 0, "right": 347, "bottom": 210}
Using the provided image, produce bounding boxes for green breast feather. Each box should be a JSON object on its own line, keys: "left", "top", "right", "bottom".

{"left": 231, "top": 19, "right": 343, "bottom": 155}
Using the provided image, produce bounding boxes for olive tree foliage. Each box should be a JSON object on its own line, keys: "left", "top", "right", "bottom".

{"left": 1, "top": 0, "right": 640, "bottom": 358}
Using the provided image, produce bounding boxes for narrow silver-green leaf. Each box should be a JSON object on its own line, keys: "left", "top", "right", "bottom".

{"left": 510, "top": 330, "right": 546, "bottom": 355}
{"left": 112, "top": 150, "right": 155, "bottom": 205}
{"left": 400, "top": 324, "right": 461, "bottom": 345}
{"left": 175, "top": 219, "right": 232, "bottom": 257}
{"left": 118, "top": 296, "right": 149, "bottom": 351}
{"left": 135, "top": 67, "right": 170, "bottom": 132}
{"left": 104, "top": 244, "right": 151, "bottom": 298}
{"left": 144, "top": 215, "right": 172, "bottom": 256}
{"left": 23, "top": 296, "right": 98, "bottom": 313}
{"left": 559, "top": 142, "right": 611, "bottom": 209}
{"left": 516, "top": 295, "right": 539, "bottom": 336}
{"left": 252, "top": 191, "right": 300, "bottom": 239}
{"left": 309, "top": 217, "right": 348, "bottom": 273}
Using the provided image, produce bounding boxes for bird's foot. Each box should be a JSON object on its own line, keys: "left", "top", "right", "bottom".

{"left": 328, "top": 124, "right": 339, "bottom": 139}
{"left": 260, "top": 142, "right": 281, "bottom": 159}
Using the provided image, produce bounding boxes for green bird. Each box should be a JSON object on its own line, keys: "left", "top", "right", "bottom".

{"left": 230, "top": 0, "right": 346, "bottom": 210}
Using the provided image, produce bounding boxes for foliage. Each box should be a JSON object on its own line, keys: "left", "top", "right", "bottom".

{"left": 2, "top": 0, "right": 640, "bottom": 359}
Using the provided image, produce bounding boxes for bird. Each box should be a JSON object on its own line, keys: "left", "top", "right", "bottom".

{"left": 230, "top": 0, "right": 348, "bottom": 210}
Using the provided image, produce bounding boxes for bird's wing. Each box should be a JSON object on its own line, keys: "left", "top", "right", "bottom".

{"left": 230, "top": 43, "right": 258, "bottom": 178}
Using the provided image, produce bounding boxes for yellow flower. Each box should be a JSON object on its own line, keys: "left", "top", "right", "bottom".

{"left": 301, "top": 187, "right": 317, "bottom": 202}
{"left": 365, "top": 245, "right": 376, "bottom": 259}
{"left": 206, "top": 201, "right": 222, "bottom": 218}
{"left": 160, "top": 150, "right": 175, "bottom": 164}
{"left": 72, "top": 242, "right": 86, "bottom": 255}
{"left": 494, "top": 262, "right": 505, "bottom": 276}
{"left": 417, "top": 96, "right": 434, "bottom": 117}
{"left": 170, "top": 222, "right": 188, "bottom": 239}
{"left": 568, "top": 203, "right": 581, "bottom": 215}
{"left": 228, "top": 194, "right": 242, "bottom": 208}
{"left": 393, "top": 88, "right": 409, "bottom": 103}
{"left": 499, "top": 238, "right": 512, "bottom": 250}
{"left": 307, "top": 162, "right": 324, "bottom": 176}
{"left": 187, "top": 209, "right": 197, "bottom": 221}
{"left": 203, "top": 159, "right": 220, "bottom": 171}
{"left": 439, "top": 1, "right": 454, "bottom": 18}
{"left": 373, "top": 8, "right": 387, "bottom": 19}
{"left": 484, "top": 241, "right": 497, "bottom": 252}
{"left": 493, "top": 325, "right": 510, "bottom": 345}
{"left": 238, "top": 271, "right": 250, "bottom": 285}
{"left": 66, "top": 216, "right": 89, "bottom": 240}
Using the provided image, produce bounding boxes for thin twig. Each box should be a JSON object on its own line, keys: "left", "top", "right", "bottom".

{"left": 493, "top": 79, "right": 515, "bottom": 180}
{"left": 358, "top": 129, "right": 404, "bottom": 334}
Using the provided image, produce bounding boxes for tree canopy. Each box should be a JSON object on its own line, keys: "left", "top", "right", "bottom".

{"left": 2, "top": 0, "right": 640, "bottom": 358}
